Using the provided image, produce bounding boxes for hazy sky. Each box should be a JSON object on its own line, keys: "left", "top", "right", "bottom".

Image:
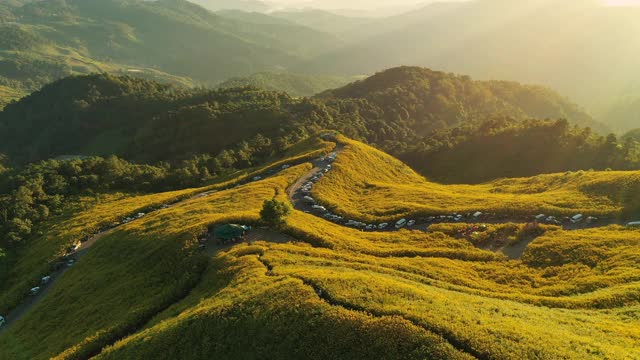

{"left": 266, "top": 0, "right": 640, "bottom": 10}
{"left": 267, "top": 0, "right": 429, "bottom": 9}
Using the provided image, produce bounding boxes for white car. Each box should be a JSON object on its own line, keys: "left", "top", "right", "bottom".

{"left": 395, "top": 219, "right": 407, "bottom": 229}
{"left": 627, "top": 221, "right": 640, "bottom": 228}
{"left": 571, "top": 214, "right": 584, "bottom": 224}
{"left": 252, "top": 176, "right": 262, "bottom": 181}
{"left": 378, "top": 223, "right": 389, "bottom": 230}
{"left": 312, "top": 205, "right": 327, "bottom": 212}
{"left": 0, "top": 315, "right": 5, "bottom": 327}
{"left": 30, "top": 287, "right": 40, "bottom": 296}
{"left": 41, "top": 276, "right": 52, "bottom": 284}
{"left": 282, "top": 165, "right": 291, "bottom": 169}
{"left": 407, "top": 220, "right": 416, "bottom": 227}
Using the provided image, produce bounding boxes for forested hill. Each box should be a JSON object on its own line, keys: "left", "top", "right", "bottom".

{"left": 217, "top": 72, "right": 358, "bottom": 97}
{"left": 1, "top": 69, "right": 635, "bottom": 183}
{"left": 0, "top": 74, "right": 330, "bottom": 165}
{"left": 317, "top": 67, "right": 607, "bottom": 135}
{"left": 0, "top": 0, "right": 338, "bottom": 97}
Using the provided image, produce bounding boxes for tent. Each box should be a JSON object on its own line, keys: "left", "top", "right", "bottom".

{"left": 214, "top": 224, "right": 246, "bottom": 240}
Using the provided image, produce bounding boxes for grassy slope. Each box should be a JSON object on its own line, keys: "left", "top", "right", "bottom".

{"left": 0, "top": 136, "right": 334, "bottom": 360}
{"left": 0, "top": 189, "right": 200, "bottom": 314}
{"left": 1, "top": 136, "right": 639, "bottom": 359}
{"left": 312, "top": 136, "right": 640, "bottom": 222}
{"left": 0, "top": 85, "right": 23, "bottom": 109}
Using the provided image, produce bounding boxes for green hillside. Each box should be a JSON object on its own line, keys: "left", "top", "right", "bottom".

{"left": 0, "top": 74, "right": 325, "bottom": 164}
{"left": 1, "top": 69, "right": 636, "bottom": 181}
{"left": 217, "top": 71, "right": 359, "bottom": 97}
{"left": 317, "top": 66, "right": 606, "bottom": 134}
{"left": 0, "top": 0, "right": 339, "bottom": 95}
{"left": 1, "top": 134, "right": 638, "bottom": 359}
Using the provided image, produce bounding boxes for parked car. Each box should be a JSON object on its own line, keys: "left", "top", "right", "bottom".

{"left": 41, "top": 276, "right": 52, "bottom": 284}
{"left": 378, "top": 223, "right": 389, "bottom": 230}
{"left": 0, "top": 315, "right": 5, "bottom": 327}
{"left": 395, "top": 219, "right": 407, "bottom": 229}
{"left": 407, "top": 220, "right": 416, "bottom": 227}
{"left": 627, "top": 221, "right": 640, "bottom": 228}
{"left": 252, "top": 176, "right": 262, "bottom": 181}
{"left": 30, "top": 287, "right": 40, "bottom": 296}
{"left": 312, "top": 205, "right": 327, "bottom": 212}
{"left": 67, "top": 259, "right": 75, "bottom": 267}
{"left": 571, "top": 214, "right": 584, "bottom": 224}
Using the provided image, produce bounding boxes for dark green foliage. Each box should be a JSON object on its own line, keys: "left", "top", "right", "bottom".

{"left": 218, "top": 72, "right": 355, "bottom": 97}
{"left": 0, "top": 74, "right": 315, "bottom": 164}
{"left": 260, "top": 199, "right": 291, "bottom": 226}
{"left": 1, "top": 69, "right": 638, "bottom": 187}
{"left": 317, "top": 66, "right": 607, "bottom": 136}
{"left": 399, "top": 118, "right": 640, "bottom": 183}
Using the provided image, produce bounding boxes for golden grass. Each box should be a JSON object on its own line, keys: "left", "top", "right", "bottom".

{"left": 2, "top": 135, "right": 639, "bottom": 360}
{"left": 312, "top": 137, "right": 640, "bottom": 222}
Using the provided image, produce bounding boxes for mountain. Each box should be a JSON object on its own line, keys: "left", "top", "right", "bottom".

{"left": 302, "top": 0, "right": 640, "bottom": 110}
{"left": 1, "top": 68, "right": 627, "bottom": 180}
{"left": 0, "top": 0, "right": 339, "bottom": 97}
{"left": 188, "top": 0, "right": 270, "bottom": 12}
{"left": 317, "top": 66, "right": 607, "bottom": 136}
{"left": 270, "top": 9, "right": 370, "bottom": 35}
{"left": 217, "top": 72, "right": 360, "bottom": 96}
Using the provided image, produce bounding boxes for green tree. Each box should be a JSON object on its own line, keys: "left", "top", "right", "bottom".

{"left": 260, "top": 199, "right": 291, "bottom": 227}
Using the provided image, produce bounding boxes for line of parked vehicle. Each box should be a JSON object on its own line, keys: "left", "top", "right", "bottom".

{"left": 296, "top": 152, "right": 640, "bottom": 233}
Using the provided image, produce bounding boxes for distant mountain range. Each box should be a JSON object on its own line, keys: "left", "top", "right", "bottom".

{"left": 1, "top": 0, "right": 639, "bottom": 131}
{"left": 301, "top": 0, "right": 640, "bottom": 116}
{"left": 0, "top": 66, "right": 607, "bottom": 165}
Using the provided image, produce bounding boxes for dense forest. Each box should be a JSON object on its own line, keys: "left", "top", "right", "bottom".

{"left": 0, "top": 68, "right": 612, "bottom": 166}
{"left": 317, "top": 67, "right": 609, "bottom": 136}
{"left": 400, "top": 118, "right": 640, "bottom": 183}
{"left": 217, "top": 72, "right": 357, "bottom": 97}
{"left": 0, "top": 74, "right": 322, "bottom": 164}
